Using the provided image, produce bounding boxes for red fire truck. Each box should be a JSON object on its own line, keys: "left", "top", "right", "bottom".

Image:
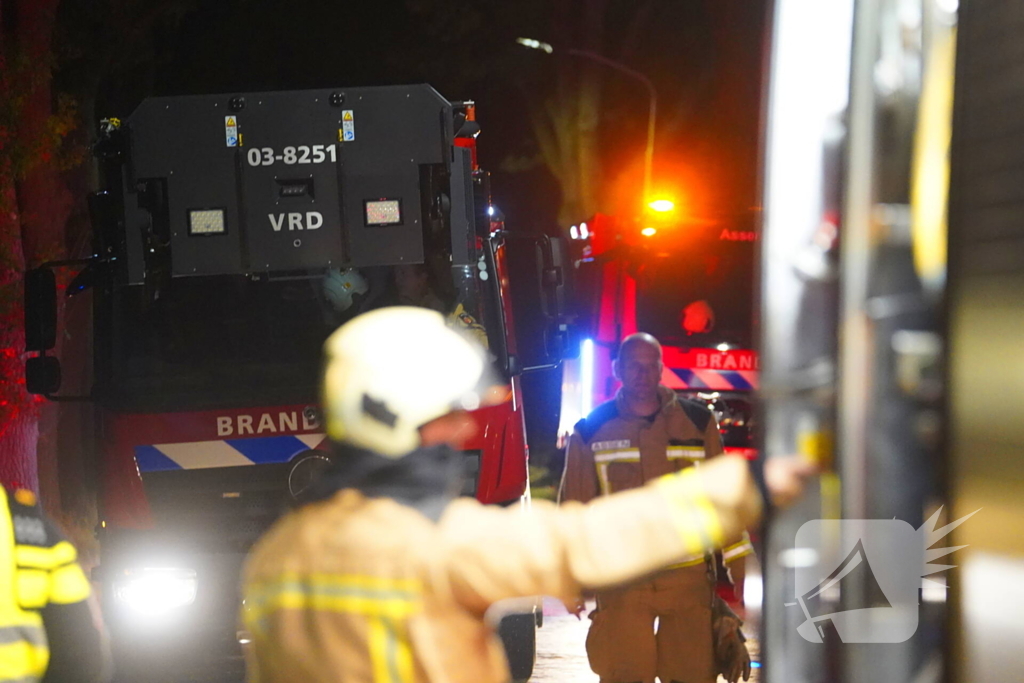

{"left": 23, "top": 86, "right": 568, "bottom": 681}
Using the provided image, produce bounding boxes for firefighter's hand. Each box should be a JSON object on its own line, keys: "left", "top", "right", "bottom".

{"left": 765, "top": 457, "right": 818, "bottom": 508}
{"left": 713, "top": 600, "right": 751, "bottom": 682}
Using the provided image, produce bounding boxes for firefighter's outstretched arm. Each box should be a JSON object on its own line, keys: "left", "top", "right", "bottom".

{"left": 440, "top": 454, "right": 762, "bottom": 614}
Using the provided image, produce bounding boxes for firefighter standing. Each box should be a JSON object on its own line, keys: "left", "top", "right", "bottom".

{"left": 240, "top": 307, "right": 812, "bottom": 683}
{"left": 559, "top": 332, "right": 750, "bottom": 683}
{"left": 0, "top": 487, "right": 109, "bottom": 683}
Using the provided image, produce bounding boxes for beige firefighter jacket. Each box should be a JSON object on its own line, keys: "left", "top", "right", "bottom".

{"left": 560, "top": 385, "right": 753, "bottom": 566}
{"left": 561, "top": 385, "right": 724, "bottom": 502}
{"left": 241, "top": 455, "right": 762, "bottom": 683}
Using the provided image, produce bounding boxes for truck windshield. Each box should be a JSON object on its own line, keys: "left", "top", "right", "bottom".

{"left": 102, "top": 260, "right": 502, "bottom": 412}
{"left": 634, "top": 227, "right": 756, "bottom": 349}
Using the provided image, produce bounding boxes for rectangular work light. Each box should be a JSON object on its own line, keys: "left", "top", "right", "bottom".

{"left": 188, "top": 209, "right": 226, "bottom": 235}
{"left": 364, "top": 199, "right": 402, "bottom": 226}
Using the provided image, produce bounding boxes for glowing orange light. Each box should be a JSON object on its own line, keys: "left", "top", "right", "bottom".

{"left": 641, "top": 227, "right": 657, "bottom": 237}
{"left": 648, "top": 199, "right": 675, "bottom": 213}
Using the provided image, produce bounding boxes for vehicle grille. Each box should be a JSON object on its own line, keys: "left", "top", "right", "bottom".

{"left": 143, "top": 448, "right": 484, "bottom": 549}
{"left": 142, "top": 464, "right": 293, "bottom": 552}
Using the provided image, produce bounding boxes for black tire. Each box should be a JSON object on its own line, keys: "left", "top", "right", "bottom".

{"left": 498, "top": 611, "right": 537, "bottom": 682}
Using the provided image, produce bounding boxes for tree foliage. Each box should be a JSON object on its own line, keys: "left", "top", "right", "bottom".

{"left": 396, "top": 0, "right": 761, "bottom": 227}
{"left": 0, "top": 0, "right": 195, "bottom": 520}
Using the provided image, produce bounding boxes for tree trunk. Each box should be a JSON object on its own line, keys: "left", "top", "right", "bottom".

{"left": 538, "top": 0, "right": 608, "bottom": 226}
{"left": 0, "top": 172, "right": 39, "bottom": 492}
{"left": 0, "top": 0, "right": 73, "bottom": 519}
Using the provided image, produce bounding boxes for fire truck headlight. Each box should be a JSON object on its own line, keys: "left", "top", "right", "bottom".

{"left": 113, "top": 568, "right": 198, "bottom": 614}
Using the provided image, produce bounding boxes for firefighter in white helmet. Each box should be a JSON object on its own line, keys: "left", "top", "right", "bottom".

{"left": 240, "top": 306, "right": 813, "bottom": 683}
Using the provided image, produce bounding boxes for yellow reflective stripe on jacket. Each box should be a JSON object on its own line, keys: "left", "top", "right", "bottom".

{"left": 367, "top": 616, "right": 415, "bottom": 683}
{"left": 245, "top": 574, "right": 421, "bottom": 683}
{"left": 593, "top": 449, "right": 641, "bottom": 463}
{"left": 723, "top": 535, "right": 754, "bottom": 562}
{"left": 0, "top": 489, "right": 50, "bottom": 682}
{"left": 654, "top": 468, "right": 725, "bottom": 556}
{"left": 13, "top": 550, "right": 90, "bottom": 608}
{"left": 247, "top": 572, "right": 421, "bottom": 600}
{"left": 0, "top": 638, "right": 49, "bottom": 683}
{"left": 593, "top": 449, "right": 640, "bottom": 496}
{"left": 665, "top": 555, "right": 710, "bottom": 570}
{"left": 665, "top": 536, "right": 753, "bottom": 573}
{"left": 14, "top": 541, "right": 76, "bottom": 571}
{"left": 14, "top": 571, "right": 48, "bottom": 611}
{"left": 48, "top": 563, "right": 91, "bottom": 605}
{"left": 245, "top": 573, "right": 422, "bottom": 624}
{"left": 667, "top": 446, "right": 705, "bottom": 462}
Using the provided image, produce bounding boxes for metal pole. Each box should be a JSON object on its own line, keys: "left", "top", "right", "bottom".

{"left": 565, "top": 49, "right": 658, "bottom": 200}
{"left": 644, "top": 92, "right": 657, "bottom": 203}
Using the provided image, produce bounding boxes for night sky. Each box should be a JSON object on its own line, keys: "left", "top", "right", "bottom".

{"left": 55, "top": 0, "right": 768, "bottom": 232}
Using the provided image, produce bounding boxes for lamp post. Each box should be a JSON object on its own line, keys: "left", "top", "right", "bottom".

{"left": 517, "top": 37, "right": 658, "bottom": 203}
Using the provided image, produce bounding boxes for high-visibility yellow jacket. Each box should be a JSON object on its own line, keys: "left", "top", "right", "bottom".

{"left": 241, "top": 454, "right": 761, "bottom": 683}
{"left": 0, "top": 487, "right": 96, "bottom": 683}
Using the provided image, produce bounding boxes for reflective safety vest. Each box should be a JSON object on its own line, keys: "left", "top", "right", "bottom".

{"left": 0, "top": 488, "right": 92, "bottom": 683}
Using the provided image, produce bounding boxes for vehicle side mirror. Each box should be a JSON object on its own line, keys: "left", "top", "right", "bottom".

{"left": 536, "top": 237, "right": 579, "bottom": 360}
{"left": 545, "top": 320, "right": 579, "bottom": 362}
{"left": 24, "top": 268, "right": 57, "bottom": 351}
{"left": 25, "top": 356, "right": 61, "bottom": 395}
{"left": 536, "top": 238, "right": 566, "bottom": 319}
{"left": 502, "top": 231, "right": 580, "bottom": 371}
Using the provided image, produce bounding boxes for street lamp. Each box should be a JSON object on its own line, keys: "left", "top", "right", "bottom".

{"left": 517, "top": 37, "right": 658, "bottom": 204}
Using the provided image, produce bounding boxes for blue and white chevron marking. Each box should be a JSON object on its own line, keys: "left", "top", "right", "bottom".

{"left": 135, "top": 434, "right": 327, "bottom": 472}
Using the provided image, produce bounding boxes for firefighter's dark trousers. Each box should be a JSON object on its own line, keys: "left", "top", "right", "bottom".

{"left": 586, "top": 565, "right": 715, "bottom": 683}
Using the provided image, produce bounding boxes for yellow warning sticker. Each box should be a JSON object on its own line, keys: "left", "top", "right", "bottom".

{"left": 341, "top": 110, "right": 355, "bottom": 141}
{"left": 224, "top": 115, "right": 239, "bottom": 147}
{"left": 338, "top": 129, "right": 345, "bottom": 142}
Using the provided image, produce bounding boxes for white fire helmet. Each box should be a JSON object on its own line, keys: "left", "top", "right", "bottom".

{"left": 321, "top": 306, "right": 496, "bottom": 458}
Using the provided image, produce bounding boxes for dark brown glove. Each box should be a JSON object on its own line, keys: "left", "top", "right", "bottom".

{"left": 712, "top": 594, "right": 751, "bottom": 683}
